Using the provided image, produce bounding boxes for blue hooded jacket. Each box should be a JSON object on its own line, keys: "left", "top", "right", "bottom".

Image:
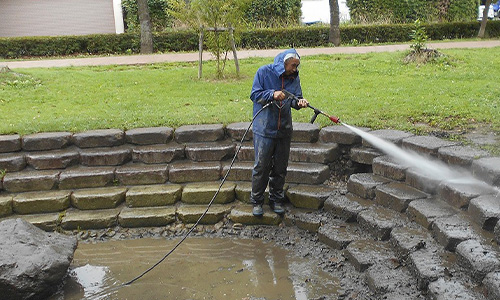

{"left": 250, "top": 49, "right": 303, "bottom": 138}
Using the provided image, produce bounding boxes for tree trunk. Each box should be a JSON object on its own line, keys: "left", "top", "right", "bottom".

{"left": 138, "top": 0, "right": 153, "bottom": 54}
{"left": 329, "top": 0, "right": 341, "bottom": 46}
{"left": 478, "top": 0, "right": 492, "bottom": 38}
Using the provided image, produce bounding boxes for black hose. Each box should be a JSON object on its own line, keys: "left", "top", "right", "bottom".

{"left": 87, "top": 101, "right": 272, "bottom": 299}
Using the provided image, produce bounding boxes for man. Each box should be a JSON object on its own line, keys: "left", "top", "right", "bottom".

{"left": 250, "top": 48, "right": 309, "bottom": 217}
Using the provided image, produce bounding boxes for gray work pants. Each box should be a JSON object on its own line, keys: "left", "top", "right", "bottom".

{"left": 250, "top": 134, "right": 291, "bottom": 206}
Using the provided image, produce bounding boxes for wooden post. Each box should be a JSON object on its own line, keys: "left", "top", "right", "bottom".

{"left": 229, "top": 25, "right": 239, "bottom": 76}
{"left": 198, "top": 29, "right": 204, "bottom": 79}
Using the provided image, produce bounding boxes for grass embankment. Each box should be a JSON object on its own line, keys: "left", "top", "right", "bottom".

{"left": 0, "top": 48, "right": 499, "bottom": 140}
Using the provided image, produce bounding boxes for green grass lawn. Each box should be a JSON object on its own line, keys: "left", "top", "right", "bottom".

{"left": 1, "top": 47, "right": 499, "bottom": 138}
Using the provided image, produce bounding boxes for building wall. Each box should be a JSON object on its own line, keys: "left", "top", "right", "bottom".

{"left": 0, "top": 0, "right": 119, "bottom": 37}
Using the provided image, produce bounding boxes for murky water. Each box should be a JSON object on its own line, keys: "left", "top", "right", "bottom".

{"left": 49, "top": 237, "right": 339, "bottom": 300}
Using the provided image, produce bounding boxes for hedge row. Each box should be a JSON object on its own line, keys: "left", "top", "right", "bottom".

{"left": 1, "top": 21, "right": 499, "bottom": 59}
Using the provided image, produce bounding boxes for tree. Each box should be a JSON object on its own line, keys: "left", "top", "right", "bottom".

{"left": 478, "top": 0, "right": 492, "bottom": 38}
{"left": 138, "top": 0, "right": 153, "bottom": 54}
{"left": 170, "top": 0, "right": 247, "bottom": 78}
{"left": 329, "top": 0, "right": 341, "bottom": 46}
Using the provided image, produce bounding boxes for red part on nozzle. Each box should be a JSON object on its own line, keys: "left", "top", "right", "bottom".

{"left": 329, "top": 115, "right": 340, "bottom": 123}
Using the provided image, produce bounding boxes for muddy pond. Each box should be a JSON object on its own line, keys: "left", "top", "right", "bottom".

{"left": 50, "top": 237, "right": 340, "bottom": 300}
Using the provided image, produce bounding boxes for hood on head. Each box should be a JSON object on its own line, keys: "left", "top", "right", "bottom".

{"left": 272, "top": 48, "right": 300, "bottom": 77}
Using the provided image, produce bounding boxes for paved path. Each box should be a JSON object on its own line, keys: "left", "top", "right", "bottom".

{"left": 2, "top": 40, "right": 499, "bottom": 69}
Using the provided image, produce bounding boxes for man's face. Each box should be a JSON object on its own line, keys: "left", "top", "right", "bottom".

{"left": 284, "top": 58, "right": 300, "bottom": 76}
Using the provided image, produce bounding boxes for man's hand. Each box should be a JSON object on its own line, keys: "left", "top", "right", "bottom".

{"left": 298, "top": 98, "right": 309, "bottom": 108}
{"left": 273, "top": 91, "right": 286, "bottom": 101}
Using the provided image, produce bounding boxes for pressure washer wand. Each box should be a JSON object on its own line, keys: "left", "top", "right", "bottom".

{"left": 281, "top": 89, "right": 340, "bottom": 124}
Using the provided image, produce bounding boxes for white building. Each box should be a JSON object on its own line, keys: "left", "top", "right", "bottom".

{"left": 301, "top": 0, "right": 350, "bottom": 24}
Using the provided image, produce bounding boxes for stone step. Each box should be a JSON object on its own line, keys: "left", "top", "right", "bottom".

{"left": 25, "top": 148, "right": 80, "bottom": 170}
{"left": 13, "top": 190, "right": 70, "bottom": 214}
{"left": 438, "top": 145, "right": 490, "bottom": 168}
{"left": 227, "top": 204, "right": 281, "bottom": 225}
{"left": 3, "top": 170, "right": 60, "bottom": 192}
{"left": 118, "top": 206, "right": 176, "bottom": 227}
{"left": 291, "top": 123, "right": 320, "bottom": 143}
{"left": 318, "top": 221, "right": 364, "bottom": 250}
{"left": 407, "top": 248, "right": 446, "bottom": 290}
{"left": 132, "top": 143, "right": 185, "bottom": 164}
{"left": 350, "top": 146, "right": 382, "bottom": 165}
{"left": 319, "top": 125, "right": 366, "bottom": 145}
{"left": 389, "top": 226, "right": 435, "bottom": 260}
{"left": 344, "top": 239, "right": 397, "bottom": 272}
{"left": 176, "top": 204, "right": 232, "bottom": 224}
{"left": 431, "top": 215, "right": 477, "bottom": 251}
{"left": 185, "top": 142, "right": 235, "bottom": 162}
{"left": 347, "top": 173, "right": 391, "bottom": 199}
{"left": 438, "top": 180, "right": 495, "bottom": 209}
{"left": 0, "top": 152, "right": 26, "bottom": 172}
{"left": 357, "top": 206, "right": 408, "bottom": 241}
{"left": 468, "top": 195, "right": 500, "bottom": 231}
{"left": 174, "top": 124, "right": 225, "bottom": 143}
{"left": 79, "top": 146, "right": 131, "bottom": 166}
{"left": 168, "top": 161, "right": 221, "bottom": 183}
{"left": 125, "top": 184, "right": 182, "bottom": 208}
{"left": 427, "top": 278, "right": 482, "bottom": 300}
{"left": 125, "top": 127, "right": 174, "bottom": 145}
{"left": 401, "top": 135, "right": 459, "bottom": 157}
{"left": 375, "top": 182, "right": 428, "bottom": 213}
{"left": 455, "top": 239, "right": 500, "bottom": 284}
{"left": 361, "top": 129, "right": 414, "bottom": 147}
{"left": 323, "top": 193, "right": 372, "bottom": 222}
{"left": 70, "top": 187, "right": 126, "bottom": 210}
{"left": 472, "top": 157, "right": 500, "bottom": 187}
{"left": 407, "top": 197, "right": 457, "bottom": 230}
{"left": 365, "top": 263, "right": 416, "bottom": 297}
{"left": 180, "top": 182, "right": 235, "bottom": 204}
{"left": 72, "top": 129, "right": 125, "bottom": 148}
{"left": 61, "top": 207, "right": 120, "bottom": 230}
{"left": 285, "top": 184, "right": 335, "bottom": 209}
{"left": 283, "top": 209, "right": 322, "bottom": 233}
{"left": 115, "top": 163, "right": 169, "bottom": 185}
{"left": 59, "top": 167, "right": 115, "bottom": 190}
{"left": 372, "top": 155, "right": 408, "bottom": 182}
{"left": 22, "top": 132, "right": 73, "bottom": 151}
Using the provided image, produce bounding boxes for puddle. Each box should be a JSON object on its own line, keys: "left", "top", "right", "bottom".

{"left": 49, "top": 237, "right": 339, "bottom": 300}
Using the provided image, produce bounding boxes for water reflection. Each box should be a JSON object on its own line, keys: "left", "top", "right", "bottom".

{"left": 51, "top": 237, "right": 338, "bottom": 299}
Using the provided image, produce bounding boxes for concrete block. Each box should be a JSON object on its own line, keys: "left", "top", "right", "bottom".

{"left": 291, "top": 122, "right": 320, "bottom": 143}
{"left": 390, "top": 226, "right": 434, "bottom": 260}
{"left": 372, "top": 155, "right": 408, "bottom": 181}
{"left": 350, "top": 146, "right": 382, "bottom": 165}
{"left": 235, "top": 142, "right": 253, "bottom": 161}
{"left": 234, "top": 181, "right": 271, "bottom": 204}
{"left": 185, "top": 142, "right": 235, "bottom": 161}
{"left": 362, "top": 129, "right": 413, "bottom": 147}
{"left": 118, "top": 206, "right": 176, "bottom": 227}
{"left": 177, "top": 204, "right": 231, "bottom": 224}
{"left": 344, "top": 240, "right": 396, "bottom": 272}
{"left": 428, "top": 278, "right": 479, "bottom": 300}
{"left": 20, "top": 213, "right": 61, "bottom": 232}
{"left": 318, "top": 222, "right": 362, "bottom": 250}
{"left": 408, "top": 248, "right": 445, "bottom": 290}
{"left": 366, "top": 264, "right": 414, "bottom": 296}
{"left": 79, "top": 146, "right": 131, "bottom": 166}
{"left": 168, "top": 161, "right": 221, "bottom": 183}
{"left": 21, "top": 132, "right": 72, "bottom": 151}
{"left": 125, "top": 127, "right": 173, "bottom": 145}
{"left": 132, "top": 143, "right": 185, "bottom": 164}
{"left": 72, "top": 129, "right": 125, "bottom": 148}
{"left": 59, "top": 167, "right": 115, "bottom": 189}
{"left": 319, "top": 125, "right": 365, "bottom": 145}
{"left": 0, "top": 195, "right": 13, "bottom": 217}
{"left": 228, "top": 205, "right": 281, "bottom": 226}
{"left": 483, "top": 271, "right": 500, "bottom": 300}
{"left": 181, "top": 181, "right": 235, "bottom": 204}
{"left": 469, "top": 195, "right": 500, "bottom": 231}
{"left": 405, "top": 167, "right": 442, "bottom": 194}
{"left": 285, "top": 162, "right": 330, "bottom": 185}
{"left": 284, "top": 209, "right": 322, "bottom": 232}
{"left": 456, "top": 239, "right": 500, "bottom": 283}
{"left": 438, "top": 180, "right": 494, "bottom": 209}
{"left": 323, "top": 193, "right": 372, "bottom": 222}
{"left": 438, "top": 145, "right": 490, "bottom": 167}
{"left": 226, "top": 122, "right": 252, "bottom": 141}
{"left": 13, "top": 190, "right": 70, "bottom": 214}
{"left": 25, "top": 148, "right": 79, "bottom": 170}
{"left": 62, "top": 208, "right": 120, "bottom": 230}
{"left": 432, "top": 215, "right": 476, "bottom": 251}
{"left": 3, "top": 170, "right": 60, "bottom": 192}
{"left": 115, "top": 164, "right": 168, "bottom": 185}
{"left": 174, "top": 124, "right": 225, "bottom": 143}
{"left": 358, "top": 207, "right": 406, "bottom": 240}
{"left": 375, "top": 182, "right": 428, "bottom": 212}
{"left": 289, "top": 143, "right": 340, "bottom": 164}
{"left": 286, "top": 184, "right": 335, "bottom": 209}
{"left": 472, "top": 157, "right": 500, "bottom": 187}
{"left": 71, "top": 187, "right": 126, "bottom": 210}
{"left": 221, "top": 161, "right": 253, "bottom": 181}
{"left": 347, "top": 173, "right": 390, "bottom": 199}
{"left": 126, "top": 184, "right": 181, "bottom": 207}
{"left": 0, "top": 152, "right": 26, "bottom": 172}
{"left": 0, "top": 134, "right": 21, "bottom": 153}
{"left": 402, "top": 135, "right": 458, "bottom": 157}
{"left": 407, "top": 198, "right": 456, "bottom": 229}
